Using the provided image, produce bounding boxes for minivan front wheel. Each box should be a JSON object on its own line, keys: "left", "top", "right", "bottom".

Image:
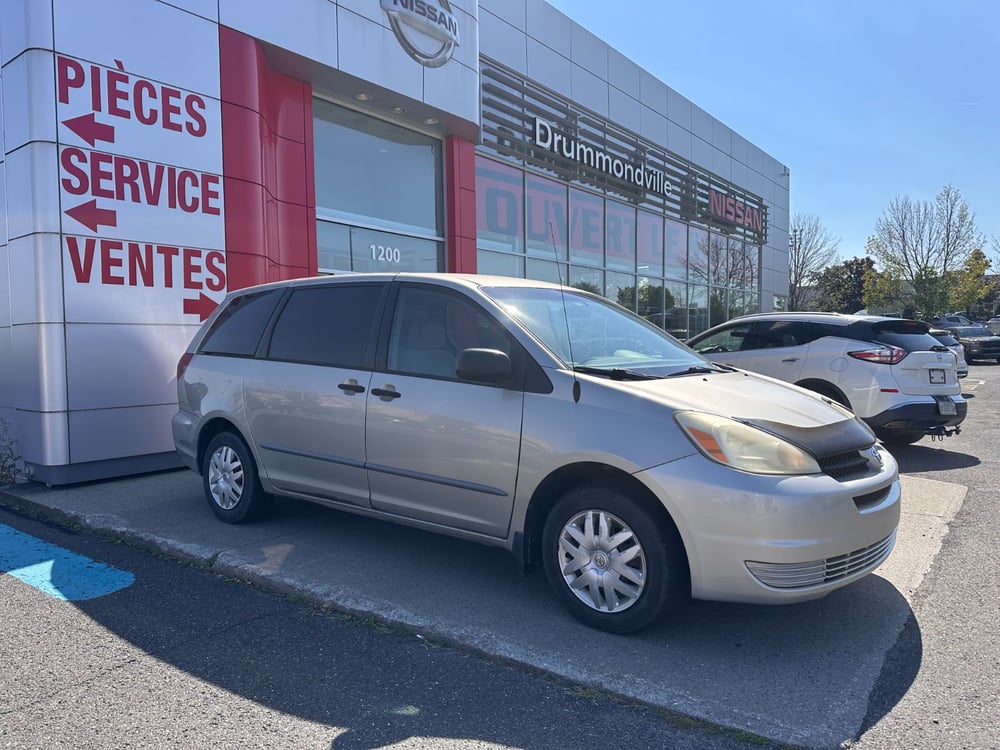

{"left": 542, "top": 484, "right": 686, "bottom": 633}
{"left": 202, "top": 432, "right": 273, "bottom": 523}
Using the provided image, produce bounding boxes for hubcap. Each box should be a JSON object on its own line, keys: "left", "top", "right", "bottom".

{"left": 208, "top": 445, "right": 244, "bottom": 510}
{"left": 557, "top": 510, "right": 646, "bottom": 613}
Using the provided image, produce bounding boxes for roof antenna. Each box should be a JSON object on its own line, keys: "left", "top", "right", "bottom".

{"left": 550, "top": 222, "right": 581, "bottom": 403}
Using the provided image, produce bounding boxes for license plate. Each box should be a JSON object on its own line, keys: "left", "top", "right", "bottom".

{"left": 929, "top": 369, "right": 945, "bottom": 384}
{"left": 934, "top": 396, "right": 958, "bottom": 416}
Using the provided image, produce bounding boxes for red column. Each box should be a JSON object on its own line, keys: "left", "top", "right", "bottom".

{"left": 445, "top": 135, "right": 477, "bottom": 273}
{"left": 219, "top": 26, "right": 317, "bottom": 290}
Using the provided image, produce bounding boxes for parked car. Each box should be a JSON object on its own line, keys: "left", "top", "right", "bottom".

{"left": 946, "top": 325, "right": 1000, "bottom": 363}
{"left": 928, "top": 328, "right": 968, "bottom": 379}
{"left": 929, "top": 314, "right": 973, "bottom": 327}
{"left": 986, "top": 316, "right": 1000, "bottom": 336}
{"left": 173, "top": 274, "right": 901, "bottom": 634}
{"left": 686, "top": 312, "right": 966, "bottom": 445}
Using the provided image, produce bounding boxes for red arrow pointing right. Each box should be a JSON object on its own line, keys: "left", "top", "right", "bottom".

{"left": 62, "top": 113, "right": 116, "bottom": 147}
{"left": 183, "top": 293, "right": 218, "bottom": 321}
{"left": 64, "top": 199, "right": 118, "bottom": 232}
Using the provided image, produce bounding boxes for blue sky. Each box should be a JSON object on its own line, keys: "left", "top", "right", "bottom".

{"left": 544, "top": 0, "right": 999, "bottom": 262}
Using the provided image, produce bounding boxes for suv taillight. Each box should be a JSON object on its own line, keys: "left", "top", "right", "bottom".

{"left": 176, "top": 352, "right": 193, "bottom": 379}
{"left": 848, "top": 345, "right": 907, "bottom": 365}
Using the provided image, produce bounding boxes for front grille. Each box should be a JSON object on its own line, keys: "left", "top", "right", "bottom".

{"left": 818, "top": 450, "right": 870, "bottom": 479}
{"left": 853, "top": 485, "right": 891, "bottom": 510}
{"left": 746, "top": 531, "right": 896, "bottom": 589}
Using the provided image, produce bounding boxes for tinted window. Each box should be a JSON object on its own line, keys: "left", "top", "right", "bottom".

{"left": 199, "top": 289, "right": 282, "bottom": 357}
{"left": 688, "top": 323, "right": 752, "bottom": 354}
{"left": 747, "top": 320, "right": 824, "bottom": 349}
{"left": 268, "top": 285, "right": 383, "bottom": 368}
{"left": 954, "top": 326, "right": 992, "bottom": 337}
{"left": 931, "top": 332, "right": 959, "bottom": 346}
{"left": 387, "top": 287, "right": 512, "bottom": 379}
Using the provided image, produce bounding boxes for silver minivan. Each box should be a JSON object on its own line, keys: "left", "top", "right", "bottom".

{"left": 172, "top": 273, "right": 901, "bottom": 633}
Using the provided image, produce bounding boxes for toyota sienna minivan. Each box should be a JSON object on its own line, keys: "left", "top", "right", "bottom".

{"left": 173, "top": 274, "right": 900, "bottom": 633}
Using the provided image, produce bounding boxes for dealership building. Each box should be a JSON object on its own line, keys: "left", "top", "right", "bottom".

{"left": 0, "top": 0, "right": 790, "bottom": 484}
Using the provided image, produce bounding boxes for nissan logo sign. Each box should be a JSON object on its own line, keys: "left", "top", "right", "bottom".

{"left": 381, "top": 0, "right": 460, "bottom": 68}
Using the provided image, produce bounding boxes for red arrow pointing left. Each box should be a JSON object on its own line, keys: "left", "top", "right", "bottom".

{"left": 62, "top": 113, "right": 116, "bottom": 147}
{"left": 183, "top": 293, "right": 218, "bottom": 321}
{"left": 65, "top": 199, "right": 118, "bottom": 232}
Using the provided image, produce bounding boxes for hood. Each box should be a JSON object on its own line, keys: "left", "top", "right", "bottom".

{"left": 608, "top": 369, "right": 875, "bottom": 457}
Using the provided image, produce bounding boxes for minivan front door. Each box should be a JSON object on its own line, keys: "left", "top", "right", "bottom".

{"left": 364, "top": 285, "right": 524, "bottom": 538}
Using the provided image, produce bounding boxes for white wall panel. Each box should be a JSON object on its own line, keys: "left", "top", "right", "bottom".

{"left": 639, "top": 70, "right": 667, "bottom": 116}
{"left": 11, "top": 323, "right": 68, "bottom": 412}
{"left": 15, "top": 410, "right": 70, "bottom": 466}
{"left": 155, "top": 0, "right": 219, "bottom": 22}
{"left": 570, "top": 25, "right": 606, "bottom": 80}
{"left": 53, "top": 0, "right": 220, "bottom": 100}
{"left": 525, "top": 38, "right": 570, "bottom": 97}
{"left": 607, "top": 48, "right": 640, "bottom": 99}
{"left": 526, "top": 0, "right": 571, "bottom": 57}
{"left": 220, "top": 0, "right": 339, "bottom": 71}
{"left": 7, "top": 233, "right": 64, "bottom": 325}
{"left": 1, "top": 50, "right": 57, "bottom": 154}
{"left": 424, "top": 59, "right": 479, "bottom": 125}
{"left": 0, "top": 243, "right": 9, "bottom": 328}
{"left": 479, "top": 9, "right": 527, "bottom": 75}
{"left": 0, "top": 0, "right": 54, "bottom": 66}
{"left": 609, "top": 88, "right": 640, "bottom": 134}
{"left": 4, "top": 141, "right": 60, "bottom": 241}
{"left": 0, "top": 327, "right": 11, "bottom": 408}
{"left": 666, "top": 88, "right": 692, "bottom": 131}
{"left": 337, "top": 9, "right": 422, "bottom": 101}
{"left": 570, "top": 63, "right": 608, "bottom": 118}
{"left": 68, "top": 403, "right": 176, "bottom": 462}
{"left": 65, "top": 323, "right": 196, "bottom": 409}
{"left": 480, "top": 0, "right": 525, "bottom": 29}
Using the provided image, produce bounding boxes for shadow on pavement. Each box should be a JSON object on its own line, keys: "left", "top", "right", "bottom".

{"left": 889, "top": 444, "right": 980, "bottom": 473}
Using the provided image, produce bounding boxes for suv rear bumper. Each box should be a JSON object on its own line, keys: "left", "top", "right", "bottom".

{"left": 865, "top": 397, "right": 967, "bottom": 433}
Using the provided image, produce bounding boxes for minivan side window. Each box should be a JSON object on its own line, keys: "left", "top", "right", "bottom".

{"left": 689, "top": 323, "right": 752, "bottom": 354}
{"left": 387, "top": 287, "right": 512, "bottom": 379}
{"left": 199, "top": 289, "right": 283, "bottom": 357}
{"left": 267, "top": 285, "right": 383, "bottom": 368}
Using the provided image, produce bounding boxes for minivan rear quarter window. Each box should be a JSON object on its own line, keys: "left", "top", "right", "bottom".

{"left": 267, "top": 284, "right": 383, "bottom": 368}
{"left": 199, "top": 289, "right": 283, "bottom": 357}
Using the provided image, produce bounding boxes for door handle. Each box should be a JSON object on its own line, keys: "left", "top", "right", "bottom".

{"left": 337, "top": 381, "right": 365, "bottom": 394}
{"left": 371, "top": 387, "right": 402, "bottom": 400}
{"left": 781, "top": 357, "right": 799, "bottom": 363}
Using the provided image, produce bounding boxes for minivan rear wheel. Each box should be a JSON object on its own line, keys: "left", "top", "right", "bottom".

{"left": 202, "top": 432, "right": 273, "bottom": 523}
{"left": 542, "top": 484, "right": 686, "bottom": 633}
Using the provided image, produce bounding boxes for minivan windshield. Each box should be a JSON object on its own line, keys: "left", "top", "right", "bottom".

{"left": 484, "top": 286, "right": 709, "bottom": 376}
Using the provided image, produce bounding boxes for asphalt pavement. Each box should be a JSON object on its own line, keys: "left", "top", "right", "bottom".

{"left": 0, "top": 456, "right": 967, "bottom": 749}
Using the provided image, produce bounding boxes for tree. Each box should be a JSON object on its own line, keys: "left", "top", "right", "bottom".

{"left": 862, "top": 238, "right": 908, "bottom": 314}
{"left": 948, "top": 248, "right": 993, "bottom": 314}
{"left": 812, "top": 257, "right": 874, "bottom": 312}
{"left": 788, "top": 213, "right": 839, "bottom": 310}
{"left": 869, "top": 185, "right": 986, "bottom": 309}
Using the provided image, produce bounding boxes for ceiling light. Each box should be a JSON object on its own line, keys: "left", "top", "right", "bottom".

{"left": 355, "top": 93, "right": 373, "bottom": 101}
{"left": 391, "top": 106, "right": 407, "bottom": 114}
{"left": 423, "top": 117, "right": 439, "bottom": 125}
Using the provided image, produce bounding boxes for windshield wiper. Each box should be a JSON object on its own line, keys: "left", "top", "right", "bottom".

{"left": 572, "top": 365, "right": 659, "bottom": 381}
{"left": 665, "top": 364, "right": 733, "bottom": 377}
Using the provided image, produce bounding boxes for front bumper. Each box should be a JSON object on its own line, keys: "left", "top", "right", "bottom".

{"left": 865, "top": 396, "right": 967, "bottom": 432}
{"left": 635, "top": 452, "right": 901, "bottom": 605}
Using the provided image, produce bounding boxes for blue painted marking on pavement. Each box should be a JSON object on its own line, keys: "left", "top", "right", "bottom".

{"left": 0, "top": 524, "right": 135, "bottom": 601}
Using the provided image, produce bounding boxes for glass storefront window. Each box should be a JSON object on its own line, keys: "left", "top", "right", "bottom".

{"left": 665, "top": 218, "right": 686, "bottom": 281}
{"left": 525, "top": 174, "right": 568, "bottom": 260}
{"left": 687, "top": 284, "right": 709, "bottom": 338}
{"left": 605, "top": 200, "right": 636, "bottom": 272}
{"left": 688, "top": 227, "right": 709, "bottom": 286}
{"left": 607, "top": 272, "right": 637, "bottom": 311}
{"left": 525, "top": 258, "right": 568, "bottom": 284}
{"left": 709, "top": 233, "right": 728, "bottom": 287}
{"left": 637, "top": 210, "right": 664, "bottom": 277}
{"left": 569, "top": 188, "right": 604, "bottom": 267}
{"left": 570, "top": 267, "right": 604, "bottom": 295}
{"left": 477, "top": 249, "right": 525, "bottom": 278}
{"left": 314, "top": 99, "right": 441, "bottom": 236}
{"left": 709, "top": 287, "right": 728, "bottom": 328}
{"left": 476, "top": 158, "right": 524, "bottom": 254}
{"left": 317, "top": 223, "right": 441, "bottom": 273}
{"left": 661, "top": 280, "right": 688, "bottom": 339}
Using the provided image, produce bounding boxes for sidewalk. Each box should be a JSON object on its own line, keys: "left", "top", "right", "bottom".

{"left": 0, "top": 468, "right": 966, "bottom": 749}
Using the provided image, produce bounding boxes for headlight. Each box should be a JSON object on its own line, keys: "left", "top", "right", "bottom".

{"left": 674, "top": 411, "right": 822, "bottom": 475}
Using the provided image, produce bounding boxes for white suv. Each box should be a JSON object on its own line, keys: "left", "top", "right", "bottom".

{"left": 687, "top": 312, "right": 966, "bottom": 445}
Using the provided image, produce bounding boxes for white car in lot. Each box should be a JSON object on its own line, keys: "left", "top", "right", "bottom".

{"left": 687, "top": 312, "right": 966, "bottom": 445}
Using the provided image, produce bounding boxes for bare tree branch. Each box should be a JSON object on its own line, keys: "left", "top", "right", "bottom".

{"left": 788, "top": 213, "right": 839, "bottom": 310}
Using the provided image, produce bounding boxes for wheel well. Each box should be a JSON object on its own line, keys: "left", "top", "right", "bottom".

{"left": 195, "top": 417, "right": 245, "bottom": 473}
{"left": 796, "top": 379, "right": 851, "bottom": 409}
{"left": 518, "top": 462, "right": 688, "bottom": 579}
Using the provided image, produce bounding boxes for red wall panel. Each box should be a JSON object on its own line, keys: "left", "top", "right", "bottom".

{"left": 219, "top": 26, "right": 316, "bottom": 288}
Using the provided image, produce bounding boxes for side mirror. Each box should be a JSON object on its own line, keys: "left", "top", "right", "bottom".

{"left": 456, "top": 348, "right": 512, "bottom": 384}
